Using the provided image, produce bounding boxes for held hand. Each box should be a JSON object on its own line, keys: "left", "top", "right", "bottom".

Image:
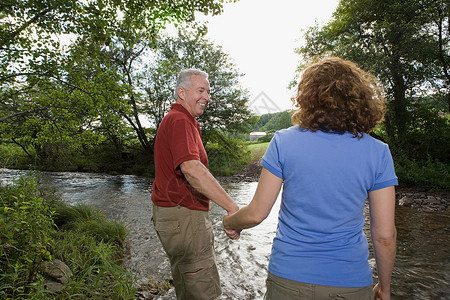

{"left": 224, "top": 227, "right": 240, "bottom": 240}
{"left": 373, "top": 283, "right": 390, "bottom": 300}
{"left": 223, "top": 214, "right": 241, "bottom": 240}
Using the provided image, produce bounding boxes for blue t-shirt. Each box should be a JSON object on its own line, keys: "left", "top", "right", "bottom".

{"left": 262, "top": 126, "right": 398, "bottom": 287}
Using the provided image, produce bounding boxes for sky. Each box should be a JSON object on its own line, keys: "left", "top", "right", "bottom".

{"left": 192, "top": 0, "right": 340, "bottom": 115}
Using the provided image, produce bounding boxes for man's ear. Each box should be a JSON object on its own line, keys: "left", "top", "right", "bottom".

{"left": 178, "top": 87, "right": 185, "bottom": 100}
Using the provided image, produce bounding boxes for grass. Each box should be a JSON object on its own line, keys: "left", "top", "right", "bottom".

{"left": 0, "top": 176, "right": 137, "bottom": 299}
{"left": 247, "top": 142, "right": 269, "bottom": 163}
{"left": 247, "top": 142, "right": 270, "bottom": 150}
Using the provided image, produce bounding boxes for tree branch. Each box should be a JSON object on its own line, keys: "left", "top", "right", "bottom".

{"left": 11, "top": 138, "right": 33, "bottom": 158}
{"left": 0, "top": 107, "right": 48, "bottom": 122}
{"left": 5, "top": 7, "right": 52, "bottom": 44}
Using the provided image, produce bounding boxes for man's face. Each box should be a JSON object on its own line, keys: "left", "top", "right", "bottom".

{"left": 178, "top": 74, "right": 210, "bottom": 118}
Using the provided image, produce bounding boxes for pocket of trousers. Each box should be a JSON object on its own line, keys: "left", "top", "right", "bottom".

{"left": 265, "top": 276, "right": 300, "bottom": 299}
{"left": 192, "top": 216, "right": 214, "bottom": 256}
{"left": 179, "top": 260, "right": 221, "bottom": 300}
{"left": 154, "top": 220, "right": 183, "bottom": 257}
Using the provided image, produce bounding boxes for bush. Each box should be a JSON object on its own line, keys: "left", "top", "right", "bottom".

{"left": 0, "top": 175, "right": 136, "bottom": 299}
{"left": 53, "top": 203, "right": 128, "bottom": 248}
{"left": 0, "top": 176, "right": 55, "bottom": 298}
{"left": 206, "top": 133, "right": 251, "bottom": 176}
{"left": 50, "top": 231, "right": 135, "bottom": 299}
{"left": 0, "top": 142, "right": 34, "bottom": 170}
{"left": 256, "top": 129, "right": 275, "bottom": 143}
{"left": 394, "top": 155, "right": 450, "bottom": 190}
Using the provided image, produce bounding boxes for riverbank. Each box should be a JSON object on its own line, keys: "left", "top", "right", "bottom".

{"left": 0, "top": 176, "right": 135, "bottom": 299}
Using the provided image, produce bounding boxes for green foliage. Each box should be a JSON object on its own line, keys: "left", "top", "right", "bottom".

{"left": 0, "top": 142, "right": 34, "bottom": 169}
{"left": 404, "top": 98, "right": 449, "bottom": 163}
{"left": 257, "top": 130, "right": 275, "bottom": 143}
{"left": 1, "top": 2, "right": 253, "bottom": 173}
{"left": 53, "top": 203, "right": 128, "bottom": 248}
{"left": 206, "top": 131, "right": 250, "bottom": 176}
{"left": 373, "top": 97, "right": 449, "bottom": 164}
{"left": 247, "top": 142, "right": 269, "bottom": 164}
{"left": 394, "top": 156, "right": 450, "bottom": 190}
{"left": 0, "top": 176, "right": 55, "bottom": 297}
{"left": 50, "top": 231, "right": 135, "bottom": 299}
{"left": 144, "top": 29, "right": 255, "bottom": 144}
{"left": 0, "top": 176, "right": 136, "bottom": 298}
{"left": 1, "top": 0, "right": 236, "bottom": 161}
{"left": 373, "top": 105, "right": 449, "bottom": 189}
{"left": 295, "top": 0, "right": 449, "bottom": 143}
{"left": 252, "top": 110, "right": 293, "bottom": 132}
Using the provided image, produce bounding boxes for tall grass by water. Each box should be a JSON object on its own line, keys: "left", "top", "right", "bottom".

{"left": 0, "top": 175, "right": 137, "bottom": 299}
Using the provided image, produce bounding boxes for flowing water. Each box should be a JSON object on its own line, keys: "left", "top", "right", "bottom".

{"left": 1, "top": 169, "right": 449, "bottom": 299}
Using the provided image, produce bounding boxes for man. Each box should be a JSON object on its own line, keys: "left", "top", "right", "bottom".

{"left": 151, "top": 69, "right": 240, "bottom": 300}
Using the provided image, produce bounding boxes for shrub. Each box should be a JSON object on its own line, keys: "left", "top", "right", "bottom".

{"left": 257, "top": 129, "right": 275, "bottom": 143}
{"left": 394, "top": 155, "right": 450, "bottom": 190}
{"left": 0, "top": 176, "right": 136, "bottom": 299}
{"left": 206, "top": 133, "right": 251, "bottom": 176}
{"left": 0, "top": 176, "right": 55, "bottom": 297}
{"left": 53, "top": 203, "right": 128, "bottom": 248}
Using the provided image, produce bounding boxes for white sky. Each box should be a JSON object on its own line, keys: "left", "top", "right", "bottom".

{"left": 193, "top": 0, "right": 340, "bottom": 115}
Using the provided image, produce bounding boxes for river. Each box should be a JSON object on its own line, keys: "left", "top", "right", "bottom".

{"left": 1, "top": 169, "right": 449, "bottom": 299}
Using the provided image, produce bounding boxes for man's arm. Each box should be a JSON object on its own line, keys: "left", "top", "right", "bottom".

{"left": 180, "top": 160, "right": 239, "bottom": 214}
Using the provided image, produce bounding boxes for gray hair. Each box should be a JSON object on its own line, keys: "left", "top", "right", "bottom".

{"left": 175, "top": 69, "right": 209, "bottom": 98}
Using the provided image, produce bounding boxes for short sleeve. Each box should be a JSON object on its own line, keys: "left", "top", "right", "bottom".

{"left": 169, "top": 119, "right": 201, "bottom": 169}
{"left": 370, "top": 145, "right": 398, "bottom": 191}
{"left": 261, "top": 133, "right": 283, "bottom": 179}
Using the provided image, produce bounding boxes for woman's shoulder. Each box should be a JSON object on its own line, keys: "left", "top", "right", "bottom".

{"left": 361, "top": 133, "right": 390, "bottom": 148}
{"left": 276, "top": 125, "right": 305, "bottom": 136}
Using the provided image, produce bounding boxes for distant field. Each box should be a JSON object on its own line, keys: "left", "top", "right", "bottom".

{"left": 247, "top": 142, "right": 269, "bottom": 150}
{"left": 247, "top": 142, "right": 269, "bottom": 163}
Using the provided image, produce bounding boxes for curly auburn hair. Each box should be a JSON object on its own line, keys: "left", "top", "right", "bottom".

{"left": 291, "top": 57, "right": 386, "bottom": 138}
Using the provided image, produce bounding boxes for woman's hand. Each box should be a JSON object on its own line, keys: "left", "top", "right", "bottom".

{"left": 373, "top": 283, "right": 390, "bottom": 300}
{"left": 223, "top": 214, "right": 240, "bottom": 240}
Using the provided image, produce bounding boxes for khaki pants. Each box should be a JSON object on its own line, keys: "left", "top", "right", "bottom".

{"left": 152, "top": 204, "right": 222, "bottom": 300}
{"left": 264, "top": 272, "right": 373, "bottom": 300}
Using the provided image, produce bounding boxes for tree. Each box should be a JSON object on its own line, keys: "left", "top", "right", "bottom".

{"left": 260, "top": 110, "right": 293, "bottom": 132}
{"left": 142, "top": 29, "right": 255, "bottom": 146}
{"left": 295, "top": 0, "right": 449, "bottom": 144}
{"left": 1, "top": 0, "right": 235, "bottom": 158}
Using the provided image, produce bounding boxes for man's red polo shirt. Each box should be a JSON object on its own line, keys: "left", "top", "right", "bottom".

{"left": 151, "top": 103, "right": 210, "bottom": 211}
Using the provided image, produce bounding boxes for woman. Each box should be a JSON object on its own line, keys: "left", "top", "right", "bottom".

{"left": 223, "top": 57, "right": 397, "bottom": 300}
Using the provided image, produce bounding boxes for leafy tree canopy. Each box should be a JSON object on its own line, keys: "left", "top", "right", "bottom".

{"left": 251, "top": 110, "right": 293, "bottom": 132}
{"left": 294, "top": 0, "right": 449, "bottom": 147}
{"left": 142, "top": 29, "right": 255, "bottom": 145}
{"left": 0, "top": 0, "right": 240, "bottom": 156}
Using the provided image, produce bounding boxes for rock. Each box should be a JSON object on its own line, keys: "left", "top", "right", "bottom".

{"left": 43, "top": 279, "right": 64, "bottom": 292}
{"left": 136, "top": 290, "right": 154, "bottom": 300}
{"left": 396, "top": 188, "right": 449, "bottom": 211}
{"left": 398, "top": 196, "right": 414, "bottom": 207}
{"left": 41, "top": 259, "right": 73, "bottom": 285}
{"left": 423, "top": 196, "right": 441, "bottom": 205}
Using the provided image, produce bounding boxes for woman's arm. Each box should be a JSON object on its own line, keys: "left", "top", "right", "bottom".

{"left": 369, "top": 186, "right": 397, "bottom": 300}
{"left": 223, "top": 167, "right": 283, "bottom": 230}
